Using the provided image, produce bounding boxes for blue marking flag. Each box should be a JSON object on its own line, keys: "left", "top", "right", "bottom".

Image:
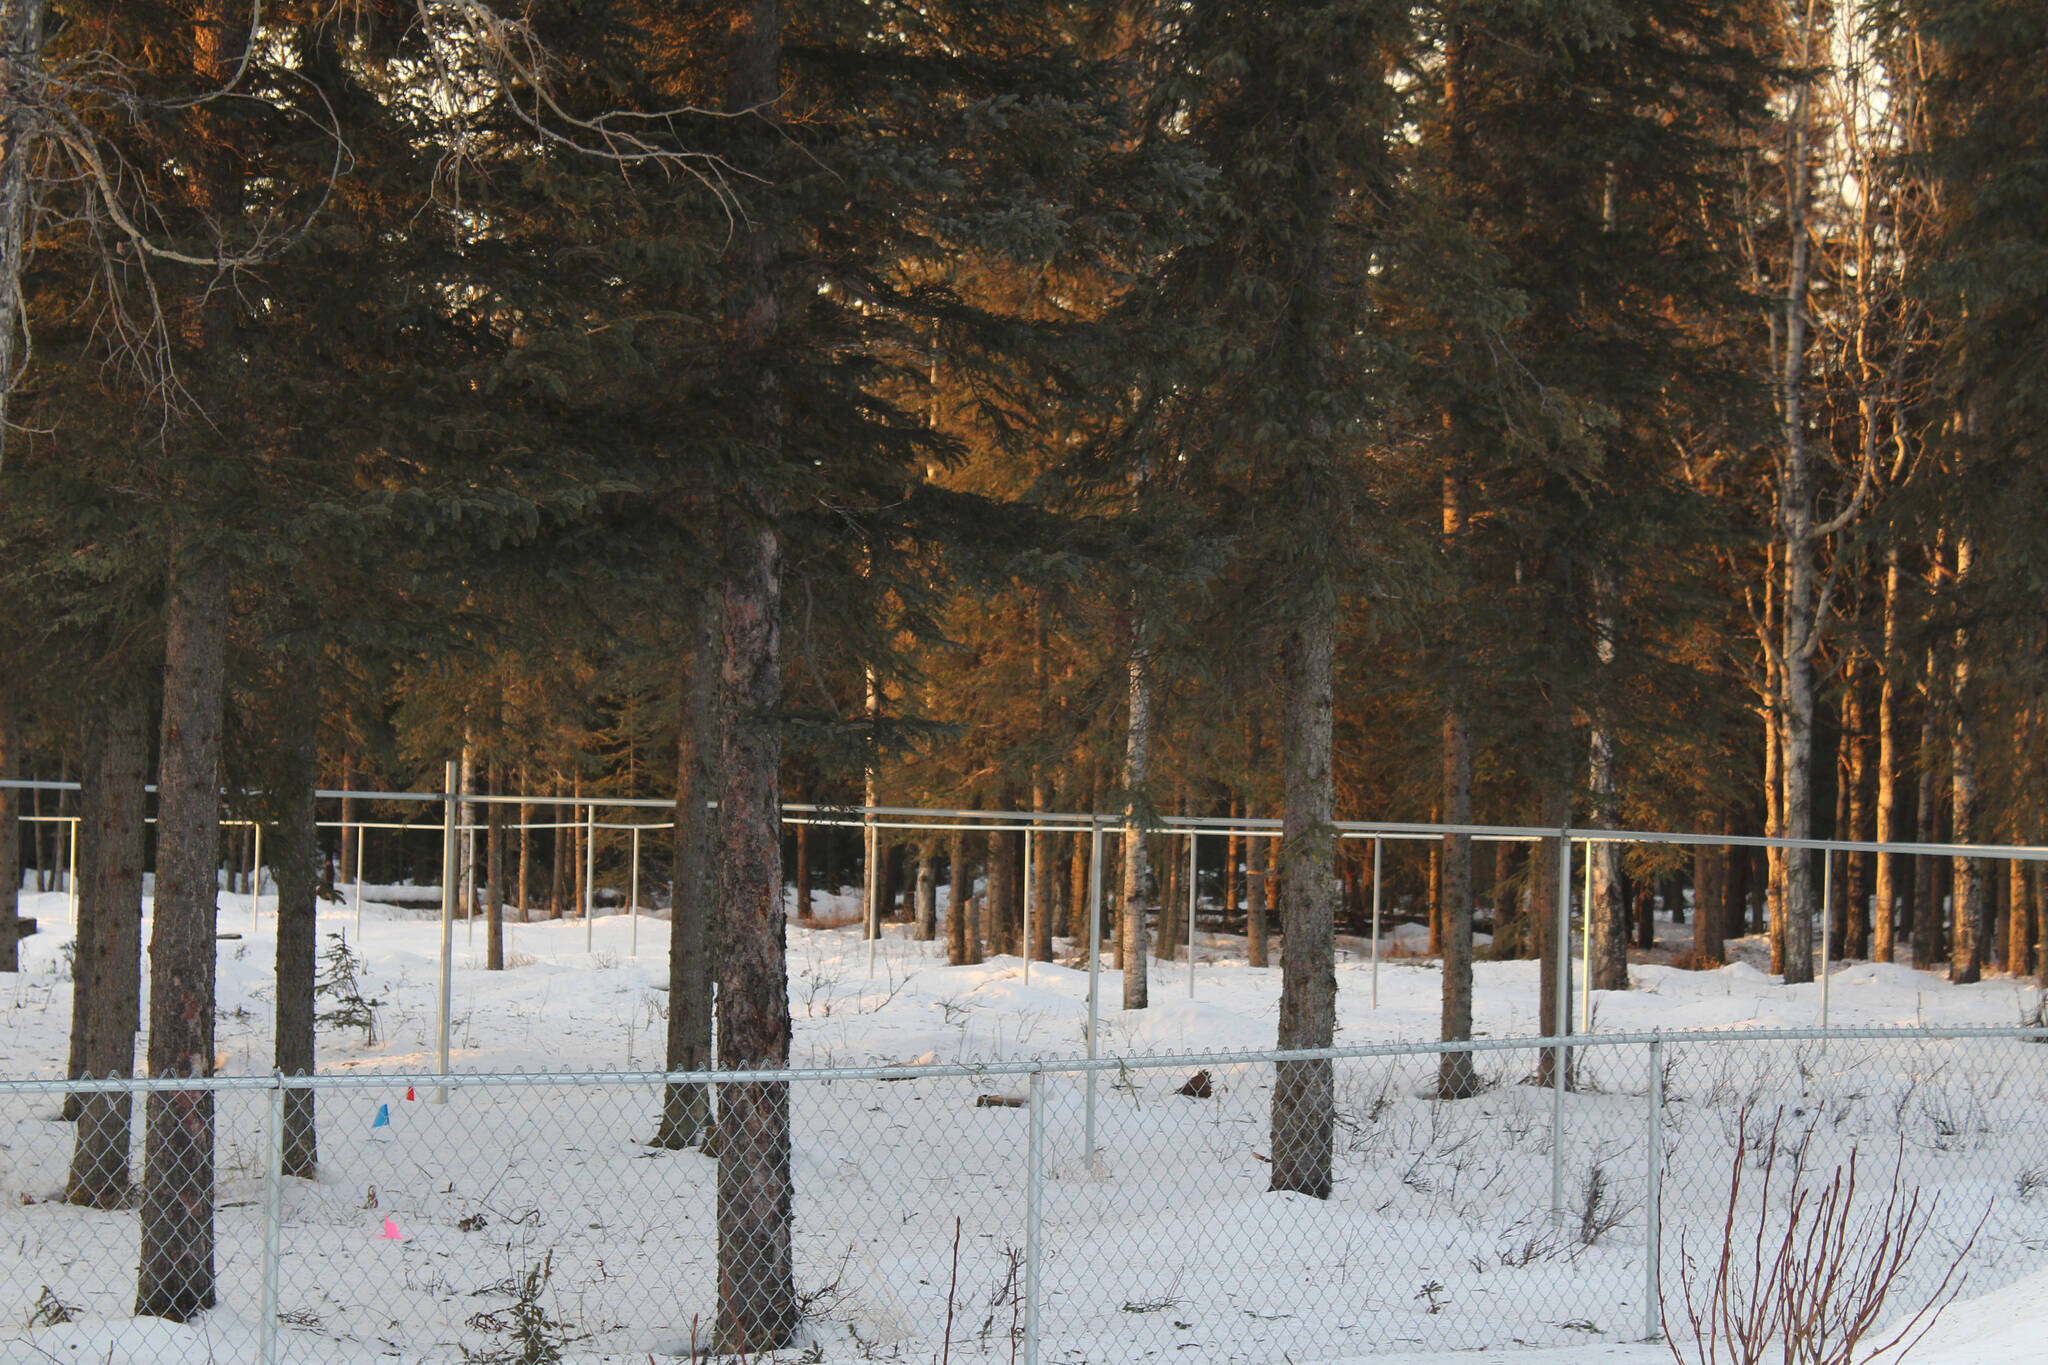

{"left": 372, "top": 1103, "right": 390, "bottom": 1130}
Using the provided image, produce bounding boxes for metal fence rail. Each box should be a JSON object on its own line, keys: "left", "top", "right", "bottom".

{"left": 4, "top": 1026, "right": 2043, "bottom": 1364}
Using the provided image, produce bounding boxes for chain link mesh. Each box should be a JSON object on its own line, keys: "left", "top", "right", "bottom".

{"left": 3, "top": 1028, "right": 2043, "bottom": 1362}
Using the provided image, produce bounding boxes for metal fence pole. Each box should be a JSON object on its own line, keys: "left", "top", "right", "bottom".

{"left": 1370, "top": 836, "right": 1382, "bottom": 1009}
{"left": 1085, "top": 818, "right": 1102, "bottom": 1169}
{"left": 584, "top": 805, "right": 597, "bottom": 952}
{"left": 1024, "top": 1066, "right": 1044, "bottom": 1365}
{"left": 436, "top": 761, "right": 456, "bottom": 1103}
{"left": 630, "top": 826, "right": 641, "bottom": 958}
{"left": 66, "top": 817, "right": 78, "bottom": 926}
{"left": 258, "top": 1074, "right": 286, "bottom": 1365}
{"left": 1645, "top": 1037, "right": 1665, "bottom": 1342}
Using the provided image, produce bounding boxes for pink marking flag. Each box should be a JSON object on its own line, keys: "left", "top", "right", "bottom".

{"left": 382, "top": 1218, "right": 403, "bottom": 1241}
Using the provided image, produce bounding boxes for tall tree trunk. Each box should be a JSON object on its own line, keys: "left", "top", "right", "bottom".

{"left": 517, "top": 769, "right": 532, "bottom": 921}
{"left": 913, "top": 845, "right": 936, "bottom": 942}
{"left": 1270, "top": 588, "right": 1337, "bottom": 1198}
{"left": 337, "top": 749, "right": 355, "bottom": 905}
{"left": 1950, "top": 541, "right": 1981, "bottom": 983}
{"left": 1692, "top": 825, "right": 1725, "bottom": 967}
{"left": 947, "top": 828, "right": 969, "bottom": 966}
{"left": 711, "top": 0, "right": 794, "bottom": 1341}
{"left": 1119, "top": 625, "right": 1152, "bottom": 1008}
{"left": 714, "top": 490, "right": 794, "bottom": 1348}
{"left": 137, "top": 551, "right": 229, "bottom": 1320}
{"left": 549, "top": 772, "right": 567, "bottom": 918}
{"left": 1912, "top": 655, "right": 1942, "bottom": 968}
{"left": 1535, "top": 775, "right": 1572, "bottom": 1088}
{"left": 1844, "top": 669, "right": 1872, "bottom": 959}
{"left": 1437, "top": 467, "right": 1477, "bottom": 1095}
{"left": 571, "top": 782, "right": 585, "bottom": 923}
{"left": 1728, "top": 817, "right": 1753, "bottom": 939}
{"left": 1065, "top": 801, "right": 1089, "bottom": 940}
{"left": 793, "top": 819, "right": 811, "bottom": 920}
{"left": 1587, "top": 731, "right": 1627, "bottom": 991}
{"left": 1492, "top": 840, "right": 1521, "bottom": 958}
{"left": 2010, "top": 856, "right": 2034, "bottom": 979}
{"left": 656, "top": 586, "right": 720, "bottom": 1150}
{"left": 1246, "top": 804, "right": 1268, "bottom": 969}
{"left": 1873, "top": 548, "right": 1904, "bottom": 962}
{"left": 485, "top": 764, "right": 505, "bottom": 972}
{"left": 67, "top": 691, "right": 148, "bottom": 1207}
{"left": 1438, "top": 710, "right": 1477, "bottom": 1096}
{"left": 1225, "top": 797, "right": 1242, "bottom": 932}
{"left": 458, "top": 734, "right": 475, "bottom": 918}
{"left": 989, "top": 821, "right": 1016, "bottom": 957}
{"left": 1764, "top": 541, "right": 1787, "bottom": 975}
{"left": 272, "top": 647, "right": 320, "bottom": 1179}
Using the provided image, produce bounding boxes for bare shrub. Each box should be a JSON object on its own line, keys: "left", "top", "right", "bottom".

{"left": 1664, "top": 1105, "right": 1985, "bottom": 1365}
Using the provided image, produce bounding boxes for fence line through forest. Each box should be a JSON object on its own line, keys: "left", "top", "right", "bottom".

{"left": 12, "top": 784, "right": 2048, "bottom": 1099}
{"left": 3, "top": 1026, "right": 2043, "bottom": 1364}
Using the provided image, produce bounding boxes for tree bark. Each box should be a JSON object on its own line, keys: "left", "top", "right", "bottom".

{"left": 1692, "top": 827, "right": 1725, "bottom": 967}
{"left": 1844, "top": 669, "right": 1872, "bottom": 959}
{"left": 1225, "top": 797, "right": 1241, "bottom": 932}
{"left": 138, "top": 550, "right": 229, "bottom": 1320}
{"left": 485, "top": 764, "right": 504, "bottom": 971}
{"left": 517, "top": 769, "right": 532, "bottom": 920}
{"left": 714, "top": 490, "right": 795, "bottom": 1348}
{"left": 793, "top": 819, "right": 810, "bottom": 920}
{"left": 656, "top": 586, "right": 720, "bottom": 1150}
{"left": 2011, "top": 856, "right": 2035, "bottom": 978}
{"left": 549, "top": 773, "right": 567, "bottom": 918}
{"left": 1120, "top": 621, "right": 1152, "bottom": 1008}
{"left": 947, "top": 828, "right": 969, "bottom": 965}
{"left": 1587, "top": 733, "right": 1628, "bottom": 991}
{"left": 1270, "top": 593, "right": 1337, "bottom": 1197}
{"left": 1912, "top": 653, "right": 1942, "bottom": 968}
{"left": 913, "top": 845, "right": 936, "bottom": 941}
{"left": 67, "top": 691, "right": 148, "bottom": 1207}
{"left": 337, "top": 749, "right": 356, "bottom": 907}
{"left": 711, "top": 0, "right": 794, "bottom": 1341}
{"left": 1246, "top": 804, "right": 1268, "bottom": 969}
{"left": 1438, "top": 703, "right": 1476, "bottom": 1097}
{"left": 1872, "top": 548, "right": 1904, "bottom": 962}
{"left": 1493, "top": 839, "right": 1521, "bottom": 957}
{"left": 990, "top": 821, "right": 1017, "bottom": 957}
{"left": 1535, "top": 776, "right": 1572, "bottom": 1088}
{"left": 1949, "top": 541, "right": 1981, "bottom": 982}
{"left": 272, "top": 648, "right": 320, "bottom": 1179}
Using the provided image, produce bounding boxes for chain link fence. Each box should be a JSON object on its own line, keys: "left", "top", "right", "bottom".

{"left": 4, "top": 1027, "right": 2044, "bottom": 1363}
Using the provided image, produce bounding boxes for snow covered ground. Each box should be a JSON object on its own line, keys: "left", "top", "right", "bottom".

{"left": 5, "top": 882, "right": 2048, "bottom": 1363}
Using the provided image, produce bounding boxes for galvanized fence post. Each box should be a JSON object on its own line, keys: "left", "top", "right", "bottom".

{"left": 1644, "top": 1037, "right": 1664, "bottom": 1342}
{"left": 259, "top": 1074, "right": 286, "bottom": 1365}
{"left": 1024, "top": 1066, "right": 1044, "bottom": 1365}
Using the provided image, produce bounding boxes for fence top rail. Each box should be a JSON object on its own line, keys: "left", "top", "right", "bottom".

{"left": 12, "top": 781, "right": 2048, "bottom": 861}
{"left": 8, "top": 1025, "right": 2042, "bottom": 1095}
